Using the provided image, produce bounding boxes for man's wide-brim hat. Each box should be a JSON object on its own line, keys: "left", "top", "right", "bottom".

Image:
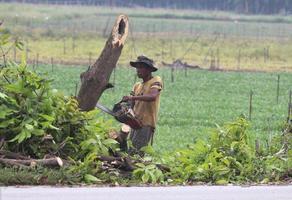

{"left": 130, "top": 55, "right": 158, "bottom": 72}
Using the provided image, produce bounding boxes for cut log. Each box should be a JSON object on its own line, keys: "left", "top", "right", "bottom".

{"left": 77, "top": 15, "right": 129, "bottom": 111}
{"left": 0, "top": 157, "right": 63, "bottom": 168}
{"left": 0, "top": 150, "right": 31, "bottom": 160}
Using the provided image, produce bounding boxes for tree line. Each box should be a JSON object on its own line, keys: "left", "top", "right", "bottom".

{"left": 1, "top": 0, "right": 292, "bottom": 15}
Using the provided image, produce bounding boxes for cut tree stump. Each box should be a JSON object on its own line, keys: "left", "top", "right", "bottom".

{"left": 77, "top": 15, "right": 129, "bottom": 111}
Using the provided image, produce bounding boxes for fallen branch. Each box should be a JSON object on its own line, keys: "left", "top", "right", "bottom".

{"left": 0, "top": 150, "right": 31, "bottom": 160}
{"left": 0, "top": 157, "right": 63, "bottom": 168}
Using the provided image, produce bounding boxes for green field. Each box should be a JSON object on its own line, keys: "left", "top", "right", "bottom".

{"left": 1, "top": 3, "right": 292, "bottom": 185}
{"left": 1, "top": 2, "right": 292, "bottom": 152}
{"left": 32, "top": 64, "right": 292, "bottom": 153}
{"left": 1, "top": 3, "right": 292, "bottom": 71}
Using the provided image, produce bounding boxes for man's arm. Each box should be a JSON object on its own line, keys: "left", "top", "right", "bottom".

{"left": 123, "top": 88, "right": 160, "bottom": 102}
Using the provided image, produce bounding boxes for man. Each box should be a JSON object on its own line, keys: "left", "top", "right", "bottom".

{"left": 122, "top": 55, "right": 163, "bottom": 153}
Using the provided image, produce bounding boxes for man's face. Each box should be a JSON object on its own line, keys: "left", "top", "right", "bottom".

{"left": 136, "top": 65, "right": 151, "bottom": 78}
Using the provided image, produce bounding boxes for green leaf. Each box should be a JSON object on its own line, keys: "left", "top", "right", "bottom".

{"left": 9, "top": 130, "right": 26, "bottom": 143}
{"left": 141, "top": 145, "right": 156, "bottom": 156}
{"left": 4, "top": 81, "right": 24, "bottom": 93}
{"left": 135, "top": 163, "right": 145, "bottom": 168}
{"left": 84, "top": 174, "right": 102, "bottom": 184}
{"left": 15, "top": 40, "right": 24, "bottom": 50}
{"left": 0, "top": 105, "right": 14, "bottom": 119}
{"left": 48, "top": 124, "right": 60, "bottom": 130}
{"left": 0, "top": 33, "right": 9, "bottom": 45}
{"left": 215, "top": 179, "right": 228, "bottom": 185}
{"left": 0, "top": 118, "right": 15, "bottom": 128}
{"left": 142, "top": 173, "right": 150, "bottom": 183}
{"left": 103, "top": 138, "right": 118, "bottom": 146}
{"left": 133, "top": 169, "right": 144, "bottom": 177}
{"left": 39, "top": 114, "right": 55, "bottom": 122}
{"left": 148, "top": 171, "right": 157, "bottom": 183}
{"left": 25, "top": 124, "right": 34, "bottom": 130}
{"left": 0, "top": 92, "right": 8, "bottom": 99}
{"left": 33, "top": 129, "right": 45, "bottom": 136}
{"left": 20, "top": 52, "right": 27, "bottom": 67}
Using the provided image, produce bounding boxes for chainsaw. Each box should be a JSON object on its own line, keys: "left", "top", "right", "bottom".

{"left": 95, "top": 101, "right": 142, "bottom": 130}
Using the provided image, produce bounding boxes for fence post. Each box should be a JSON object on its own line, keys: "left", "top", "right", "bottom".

{"left": 216, "top": 48, "right": 220, "bottom": 68}
{"left": 63, "top": 38, "right": 66, "bottom": 55}
{"left": 255, "top": 139, "right": 260, "bottom": 155}
{"left": 75, "top": 82, "right": 79, "bottom": 97}
{"left": 170, "top": 40, "right": 173, "bottom": 60}
{"left": 161, "top": 39, "right": 164, "bottom": 61}
{"left": 13, "top": 46, "right": 16, "bottom": 62}
{"left": 36, "top": 53, "right": 39, "bottom": 68}
{"left": 89, "top": 52, "right": 92, "bottom": 66}
{"left": 277, "top": 74, "right": 280, "bottom": 104}
{"left": 237, "top": 49, "right": 241, "bottom": 70}
{"left": 210, "top": 50, "right": 216, "bottom": 70}
{"left": 288, "top": 90, "right": 292, "bottom": 122}
{"left": 249, "top": 90, "right": 253, "bottom": 120}
{"left": 51, "top": 57, "right": 54, "bottom": 72}
{"left": 32, "top": 59, "right": 35, "bottom": 71}
{"left": 264, "top": 47, "right": 267, "bottom": 63}
{"left": 25, "top": 39, "right": 29, "bottom": 61}
{"left": 162, "top": 74, "right": 165, "bottom": 90}
{"left": 267, "top": 46, "right": 270, "bottom": 61}
{"left": 72, "top": 35, "right": 76, "bottom": 53}
{"left": 171, "top": 67, "right": 174, "bottom": 83}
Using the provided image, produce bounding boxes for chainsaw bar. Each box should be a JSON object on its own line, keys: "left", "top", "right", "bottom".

{"left": 95, "top": 102, "right": 116, "bottom": 116}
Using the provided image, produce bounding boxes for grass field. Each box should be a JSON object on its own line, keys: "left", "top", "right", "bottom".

{"left": 1, "top": 2, "right": 292, "bottom": 152}
{"left": 32, "top": 64, "right": 292, "bottom": 153}
{"left": 1, "top": 3, "right": 292, "bottom": 71}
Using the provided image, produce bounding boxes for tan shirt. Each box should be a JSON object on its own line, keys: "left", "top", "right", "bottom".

{"left": 132, "top": 76, "right": 163, "bottom": 128}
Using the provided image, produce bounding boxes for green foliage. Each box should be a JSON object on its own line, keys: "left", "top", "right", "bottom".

{"left": 0, "top": 62, "right": 119, "bottom": 160}
{"left": 33, "top": 65, "right": 292, "bottom": 154}
{"left": 164, "top": 117, "right": 291, "bottom": 184}
{"left": 1, "top": 27, "right": 291, "bottom": 186}
{"left": 0, "top": 29, "right": 121, "bottom": 186}
{"left": 0, "top": 29, "right": 117, "bottom": 161}
{"left": 133, "top": 162, "right": 164, "bottom": 184}
{"left": 0, "top": 167, "right": 82, "bottom": 186}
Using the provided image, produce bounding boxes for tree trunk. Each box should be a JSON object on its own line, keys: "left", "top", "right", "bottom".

{"left": 77, "top": 15, "right": 129, "bottom": 111}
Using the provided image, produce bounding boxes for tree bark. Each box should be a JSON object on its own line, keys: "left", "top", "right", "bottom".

{"left": 77, "top": 15, "right": 129, "bottom": 111}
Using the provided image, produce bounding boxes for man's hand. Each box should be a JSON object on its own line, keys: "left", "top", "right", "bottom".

{"left": 123, "top": 88, "right": 160, "bottom": 102}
